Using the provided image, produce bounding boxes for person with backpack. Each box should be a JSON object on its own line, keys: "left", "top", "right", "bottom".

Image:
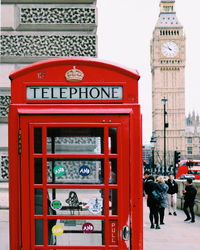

{"left": 144, "top": 175, "right": 163, "bottom": 229}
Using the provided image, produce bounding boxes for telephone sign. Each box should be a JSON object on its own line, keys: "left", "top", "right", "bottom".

{"left": 9, "top": 57, "right": 143, "bottom": 250}
{"left": 26, "top": 85, "right": 123, "bottom": 100}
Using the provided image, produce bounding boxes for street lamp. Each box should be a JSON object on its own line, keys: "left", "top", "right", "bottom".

{"left": 161, "top": 97, "right": 168, "bottom": 176}
{"left": 150, "top": 135, "right": 157, "bottom": 174}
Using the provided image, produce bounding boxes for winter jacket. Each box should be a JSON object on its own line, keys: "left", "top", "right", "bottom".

{"left": 144, "top": 179, "right": 162, "bottom": 208}
{"left": 157, "top": 182, "right": 169, "bottom": 208}
{"left": 184, "top": 184, "right": 197, "bottom": 203}
{"left": 165, "top": 179, "right": 178, "bottom": 194}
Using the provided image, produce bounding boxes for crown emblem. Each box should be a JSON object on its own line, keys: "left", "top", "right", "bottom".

{"left": 65, "top": 66, "right": 84, "bottom": 82}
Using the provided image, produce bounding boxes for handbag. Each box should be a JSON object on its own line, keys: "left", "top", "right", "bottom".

{"left": 152, "top": 189, "right": 163, "bottom": 202}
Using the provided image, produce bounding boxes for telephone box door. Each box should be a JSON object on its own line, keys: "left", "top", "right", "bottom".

{"left": 20, "top": 114, "right": 130, "bottom": 250}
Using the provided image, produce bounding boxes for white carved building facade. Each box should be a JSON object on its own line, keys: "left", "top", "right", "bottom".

{"left": 0, "top": 0, "right": 97, "bottom": 182}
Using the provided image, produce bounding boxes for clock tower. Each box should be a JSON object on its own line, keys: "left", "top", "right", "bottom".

{"left": 151, "top": 0, "right": 186, "bottom": 167}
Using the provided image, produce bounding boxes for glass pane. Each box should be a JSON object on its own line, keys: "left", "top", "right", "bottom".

{"left": 35, "top": 219, "right": 43, "bottom": 245}
{"left": 109, "top": 159, "right": 117, "bottom": 184}
{"left": 35, "top": 189, "right": 43, "bottom": 215}
{"left": 109, "top": 189, "right": 118, "bottom": 215}
{"left": 47, "top": 159, "right": 104, "bottom": 184}
{"left": 34, "top": 127, "right": 42, "bottom": 153}
{"left": 109, "top": 128, "right": 117, "bottom": 154}
{"left": 47, "top": 127, "right": 103, "bottom": 154}
{"left": 35, "top": 158, "right": 42, "bottom": 184}
{"left": 48, "top": 219, "right": 104, "bottom": 246}
{"left": 48, "top": 189, "right": 104, "bottom": 216}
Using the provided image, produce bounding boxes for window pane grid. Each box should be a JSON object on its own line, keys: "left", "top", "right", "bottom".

{"left": 32, "top": 124, "right": 120, "bottom": 248}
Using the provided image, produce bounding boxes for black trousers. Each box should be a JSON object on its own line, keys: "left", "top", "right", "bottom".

{"left": 149, "top": 206, "right": 159, "bottom": 226}
{"left": 159, "top": 207, "right": 165, "bottom": 223}
{"left": 183, "top": 200, "right": 195, "bottom": 221}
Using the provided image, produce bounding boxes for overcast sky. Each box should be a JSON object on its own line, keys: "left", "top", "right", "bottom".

{"left": 97, "top": 0, "right": 200, "bottom": 144}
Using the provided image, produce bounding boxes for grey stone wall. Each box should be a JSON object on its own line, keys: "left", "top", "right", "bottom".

{"left": 1, "top": 33, "right": 96, "bottom": 62}
{"left": 0, "top": 88, "right": 10, "bottom": 122}
{"left": 0, "top": 152, "right": 9, "bottom": 182}
{"left": 20, "top": 7, "right": 96, "bottom": 25}
{"left": 2, "top": 0, "right": 95, "bottom": 3}
{"left": 1, "top": 4, "right": 97, "bottom": 62}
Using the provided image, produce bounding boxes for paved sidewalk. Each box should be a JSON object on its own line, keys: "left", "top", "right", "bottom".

{"left": 144, "top": 198, "right": 200, "bottom": 250}
{"left": 1, "top": 201, "right": 200, "bottom": 250}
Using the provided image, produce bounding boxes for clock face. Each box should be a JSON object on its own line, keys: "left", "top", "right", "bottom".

{"left": 161, "top": 41, "right": 179, "bottom": 57}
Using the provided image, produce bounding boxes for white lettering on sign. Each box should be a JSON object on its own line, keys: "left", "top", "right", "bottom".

{"left": 110, "top": 221, "right": 118, "bottom": 244}
{"left": 26, "top": 86, "right": 123, "bottom": 101}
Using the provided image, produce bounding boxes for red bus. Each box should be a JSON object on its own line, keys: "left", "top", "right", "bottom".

{"left": 176, "top": 160, "right": 200, "bottom": 180}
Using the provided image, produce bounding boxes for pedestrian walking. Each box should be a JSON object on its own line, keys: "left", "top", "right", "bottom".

{"left": 165, "top": 174, "right": 178, "bottom": 216}
{"left": 156, "top": 176, "right": 169, "bottom": 225}
{"left": 183, "top": 178, "right": 197, "bottom": 223}
{"left": 144, "top": 175, "right": 162, "bottom": 229}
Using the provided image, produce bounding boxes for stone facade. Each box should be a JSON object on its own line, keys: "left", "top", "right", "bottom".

{"left": 1, "top": 33, "right": 96, "bottom": 61}
{"left": 151, "top": 0, "right": 200, "bottom": 168}
{"left": 0, "top": 0, "right": 97, "bottom": 181}
{"left": 0, "top": 88, "right": 10, "bottom": 123}
{"left": 184, "top": 112, "right": 200, "bottom": 159}
{"left": 0, "top": 151, "right": 9, "bottom": 182}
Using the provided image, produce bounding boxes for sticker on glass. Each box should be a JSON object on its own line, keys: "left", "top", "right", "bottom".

{"left": 53, "top": 165, "right": 66, "bottom": 177}
{"left": 82, "top": 222, "right": 94, "bottom": 233}
{"left": 52, "top": 225, "right": 64, "bottom": 236}
{"left": 51, "top": 200, "right": 62, "bottom": 210}
{"left": 79, "top": 165, "right": 91, "bottom": 176}
{"left": 88, "top": 198, "right": 103, "bottom": 214}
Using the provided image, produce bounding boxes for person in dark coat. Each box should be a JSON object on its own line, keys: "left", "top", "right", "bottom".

{"left": 144, "top": 175, "right": 162, "bottom": 229}
{"left": 143, "top": 170, "right": 151, "bottom": 196}
{"left": 165, "top": 174, "right": 178, "bottom": 216}
{"left": 183, "top": 178, "right": 197, "bottom": 223}
{"left": 156, "top": 176, "right": 169, "bottom": 224}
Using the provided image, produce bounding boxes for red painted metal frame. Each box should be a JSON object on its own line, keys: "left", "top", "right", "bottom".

{"left": 9, "top": 57, "right": 143, "bottom": 250}
{"left": 19, "top": 115, "right": 130, "bottom": 249}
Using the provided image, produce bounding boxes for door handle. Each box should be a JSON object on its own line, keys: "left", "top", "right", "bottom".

{"left": 122, "top": 225, "right": 130, "bottom": 241}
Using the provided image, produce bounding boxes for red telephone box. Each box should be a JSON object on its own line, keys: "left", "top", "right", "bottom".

{"left": 9, "top": 57, "right": 143, "bottom": 250}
